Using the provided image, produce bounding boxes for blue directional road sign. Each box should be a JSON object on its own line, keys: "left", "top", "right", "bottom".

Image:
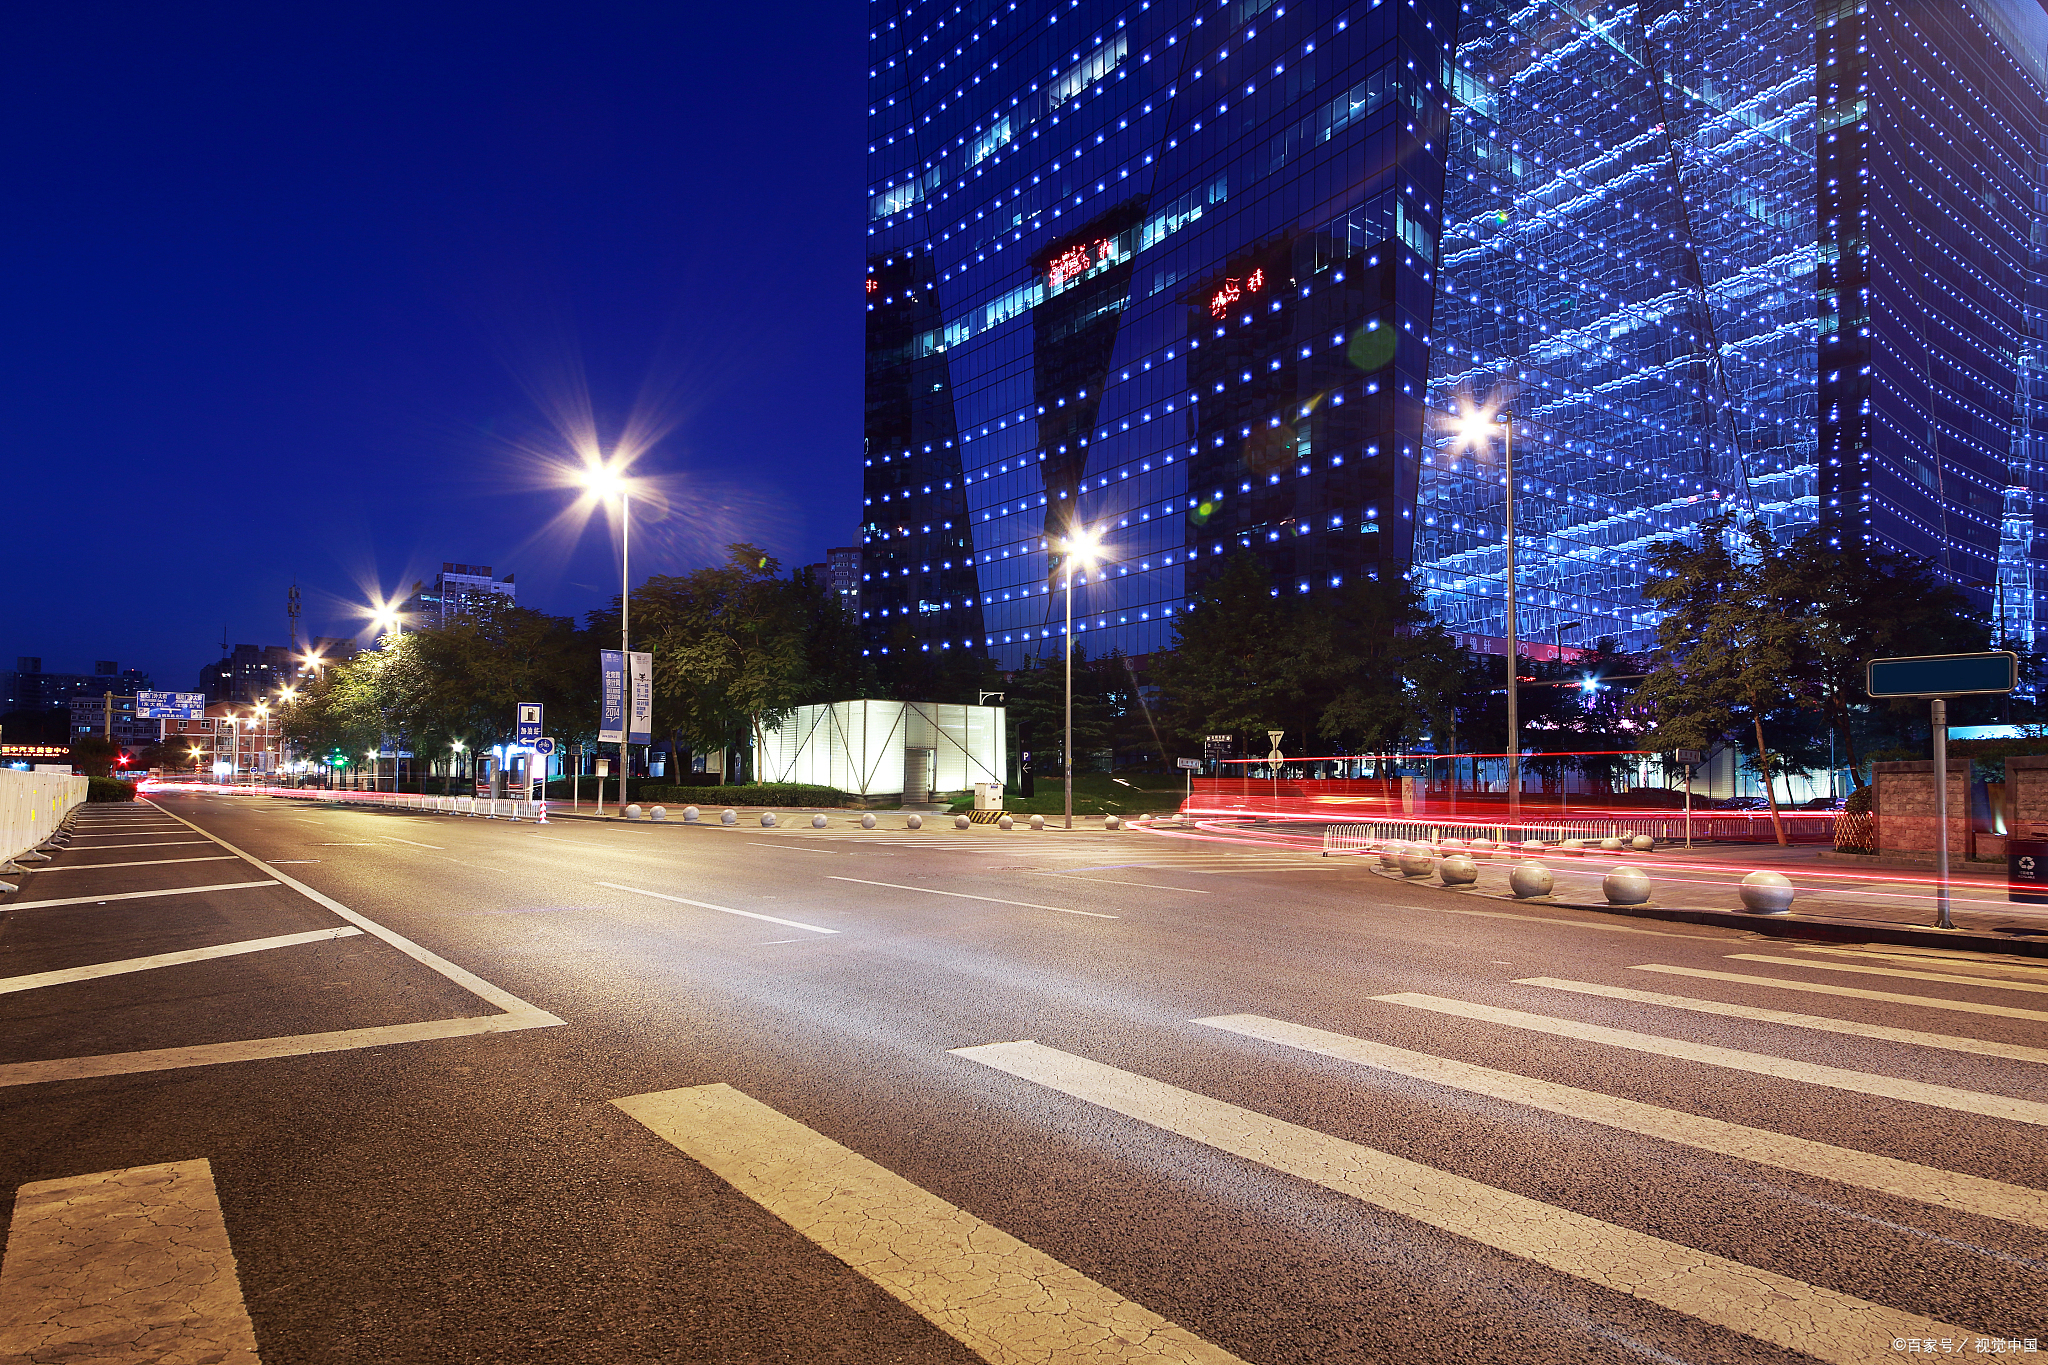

{"left": 137, "top": 691, "right": 205, "bottom": 719}
{"left": 532, "top": 737, "right": 556, "bottom": 757}
{"left": 1866, "top": 651, "right": 2018, "bottom": 699}
{"left": 516, "top": 702, "right": 544, "bottom": 744}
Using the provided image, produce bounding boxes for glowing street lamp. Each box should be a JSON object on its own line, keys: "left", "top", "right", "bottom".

{"left": 1451, "top": 402, "right": 1521, "bottom": 823}
{"left": 575, "top": 457, "right": 634, "bottom": 808}
{"left": 1057, "top": 525, "right": 1108, "bottom": 830}
{"left": 449, "top": 739, "right": 465, "bottom": 798}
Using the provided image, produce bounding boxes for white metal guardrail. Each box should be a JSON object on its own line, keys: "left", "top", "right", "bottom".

{"left": 2, "top": 770, "right": 90, "bottom": 865}
{"left": 1320, "top": 815, "right": 1735, "bottom": 854}
{"left": 187, "top": 785, "right": 550, "bottom": 821}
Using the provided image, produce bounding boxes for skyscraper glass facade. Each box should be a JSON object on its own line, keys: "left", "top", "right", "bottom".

{"left": 866, "top": 0, "right": 2048, "bottom": 669}
{"left": 1416, "top": 0, "right": 1819, "bottom": 654}
{"left": 865, "top": 0, "right": 1459, "bottom": 667}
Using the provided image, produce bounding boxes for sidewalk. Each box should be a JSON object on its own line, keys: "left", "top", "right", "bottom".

{"left": 1367, "top": 838, "right": 2048, "bottom": 957}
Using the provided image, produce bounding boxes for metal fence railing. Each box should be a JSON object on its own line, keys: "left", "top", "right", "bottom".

{"left": 171, "top": 785, "right": 549, "bottom": 821}
{"left": 1315, "top": 812, "right": 1833, "bottom": 852}
{"left": 2, "top": 770, "right": 89, "bottom": 865}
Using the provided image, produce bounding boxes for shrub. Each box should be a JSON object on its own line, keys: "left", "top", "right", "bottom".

{"left": 86, "top": 777, "right": 137, "bottom": 802}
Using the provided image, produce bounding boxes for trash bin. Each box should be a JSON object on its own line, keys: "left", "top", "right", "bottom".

{"left": 2008, "top": 838, "right": 2048, "bottom": 904}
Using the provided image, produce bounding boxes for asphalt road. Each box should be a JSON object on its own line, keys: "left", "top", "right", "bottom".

{"left": 1, "top": 792, "right": 2043, "bottom": 1364}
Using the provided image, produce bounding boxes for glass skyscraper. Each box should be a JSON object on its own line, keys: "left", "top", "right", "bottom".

{"left": 865, "top": 0, "right": 2047, "bottom": 670}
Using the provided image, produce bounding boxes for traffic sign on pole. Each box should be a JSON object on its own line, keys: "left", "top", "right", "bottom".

{"left": 516, "top": 702, "right": 545, "bottom": 744}
{"left": 1866, "top": 651, "right": 2018, "bottom": 699}
{"left": 1865, "top": 651, "right": 2017, "bottom": 931}
{"left": 533, "top": 737, "right": 556, "bottom": 757}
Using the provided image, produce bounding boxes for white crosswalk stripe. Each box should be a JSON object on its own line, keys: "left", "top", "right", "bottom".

{"left": 1518, "top": 976, "right": 2048, "bottom": 1065}
{"left": 615, "top": 1083, "right": 1247, "bottom": 1364}
{"left": 1375, "top": 992, "right": 2048, "bottom": 1126}
{"left": 952, "top": 1040, "right": 1975, "bottom": 1365}
{"left": 1195, "top": 1013, "right": 2048, "bottom": 1230}
{"left": 1728, "top": 952, "right": 2048, "bottom": 996}
{"left": 1629, "top": 963, "right": 2048, "bottom": 1023}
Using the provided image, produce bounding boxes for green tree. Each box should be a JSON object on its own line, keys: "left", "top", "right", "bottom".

{"left": 1154, "top": 553, "right": 1302, "bottom": 751}
{"left": 1637, "top": 513, "right": 1809, "bottom": 843}
{"left": 1298, "top": 574, "right": 1464, "bottom": 753}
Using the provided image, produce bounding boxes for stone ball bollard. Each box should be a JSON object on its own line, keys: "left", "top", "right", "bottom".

{"left": 998, "top": 815, "right": 1014, "bottom": 830}
{"left": 1104, "top": 815, "right": 1121, "bottom": 830}
{"left": 1602, "top": 865, "right": 1653, "bottom": 905}
{"left": 1438, "top": 836, "right": 1465, "bottom": 853}
{"left": 1599, "top": 835, "right": 1625, "bottom": 852}
{"left": 683, "top": 806, "right": 700, "bottom": 823}
{"left": 720, "top": 809, "right": 738, "bottom": 825}
{"left": 906, "top": 813, "right": 923, "bottom": 829}
{"left": 860, "top": 812, "right": 877, "bottom": 829}
{"left": 1509, "top": 861, "right": 1555, "bottom": 899}
{"left": 761, "top": 812, "right": 778, "bottom": 827}
{"left": 1631, "top": 833, "right": 1655, "bottom": 852}
{"left": 1739, "top": 869, "right": 1796, "bottom": 914}
{"left": 650, "top": 806, "right": 667, "bottom": 822}
{"left": 955, "top": 814, "right": 972, "bottom": 829}
{"left": 812, "top": 813, "right": 828, "bottom": 829}
{"left": 1396, "top": 844, "right": 1435, "bottom": 878}
{"left": 1557, "top": 837, "right": 1585, "bottom": 856}
{"left": 1521, "top": 839, "right": 1545, "bottom": 851}
{"left": 1439, "top": 853, "right": 1479, "bottom": 885}
{"left": 1377, "top": 844, "right": 1401, "bottom": 870}
{"left": 1468, "top": 837, "right": 1495, "bottom": 859}
{"left": 1030, "top": 814, "right": 1046, "bottom": 830}
{"left": 624, "top": 803, "right": 642, "bottom": 821}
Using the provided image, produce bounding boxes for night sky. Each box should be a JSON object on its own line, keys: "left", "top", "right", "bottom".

{"left": 3, "top": 3, "right": 864, "bottom": 691}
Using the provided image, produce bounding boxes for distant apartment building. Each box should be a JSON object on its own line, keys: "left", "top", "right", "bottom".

{"left": 68, "top": 691, "right": 159, "bottom": 750}
{"left": 161, "top": 702, "right": 283, "bottom": 776}
{"left": 825, "top": 546, "right": 862, "bottom": 612}
{"left": 200, "top": 644, "right": 303, "bottom": 706}
{"left": 1, "top": 658, "right": 150, "bottom": 714}
{"left": 400, "top": 563, "right": 517, "bottom": 628}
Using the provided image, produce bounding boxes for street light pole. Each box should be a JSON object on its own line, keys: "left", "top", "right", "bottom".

{"left": 1064, "top": 559, "right": 1074, "bottom": 830}
{"left": 618, "top": 487, "right": 631, "bottom": 810}
{"left": 1501, "top": 409, "right": 1520, "bottom": 829}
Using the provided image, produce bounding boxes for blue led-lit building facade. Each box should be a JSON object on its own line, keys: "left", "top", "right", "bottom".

{"left": 865, "top": 0, "right": 2048, "bottom": 669}
{"left": 865, "top": 0, "right": 1460, "bottom": 666}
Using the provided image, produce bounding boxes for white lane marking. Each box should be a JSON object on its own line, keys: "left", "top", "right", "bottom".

{"left": 30, "top": 856, "right": 239, "bottom": 872}
{"left": 1784, "top": 945, "right": 2048, "bottom": 981}
{"left": 597, "top": 882, "right": 840, "bottom": 934}
{"left": 825, "top": 875, "right": 1118, "bottom": 919}
{"left": 614, "top": 1083, "right": 1246, "bottom": 1365}
{"left": 0, "top": 1159, "right": 261, "bottom": 1363}
{"left": 313, "top": 843, "right": 377, "bottom": 846}
{"left": 951, "top": 1041, "right": 1970, "bottom": 1365}
{"left": 1630, "top": 964, "right": 2048, "bottom": 1024}
{"left": 42, "top": 840, "right": 212, "bottom": 850}
{"left": 1377, "top": 993, "right": 2048, "bottom": 1127}
{"left": 378, "top": 835, "right": 447, "bottom": 850}
{"left": 746, "top": 841, "right": 838, "bottom": 854}
{"left": 1523, "top": 977, "right": 2048, "bottom": 1066}
{"left": 1034, "top": 873, "right": 1213, "bottom": 894}
{"left": 1728, "top": 953, "right": 2048, "bottom": 995}
{"left": 65, "top": 832, "right": 203, "bottom": 840}
{"left": 148, "top": 800, "right": 563, "bottom": 1023}
{"left": 1196, "top": 1013, "right": 2048, "bottom": 1231}
{"left": 4, "top": 882, "right": 278, "bottom": 912}
{"left": 0, "top": 928, "right": 365, "bottom": 995}
{"left": 0, "top": 1014, "right": 558, "bottom": 1089}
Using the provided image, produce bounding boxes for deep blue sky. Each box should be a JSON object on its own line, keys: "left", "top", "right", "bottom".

{"left": 2, "top": 2, "right": 864, "bottom": 691}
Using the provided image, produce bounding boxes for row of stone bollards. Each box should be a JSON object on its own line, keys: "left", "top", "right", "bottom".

{"left": 611, "top": 804, "right": 1126, "bottom": 833}
{"left": 1370, "top": 836, "right": 1795, "bottom": 914}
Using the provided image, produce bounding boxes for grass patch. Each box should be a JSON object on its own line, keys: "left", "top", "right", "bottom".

{"left": 946, "top": 771, "right": 1188, "bottom": 816}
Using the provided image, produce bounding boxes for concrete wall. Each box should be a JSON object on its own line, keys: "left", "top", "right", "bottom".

{"left": 2005, "top": 756, "right": 2048, "bottom": 842}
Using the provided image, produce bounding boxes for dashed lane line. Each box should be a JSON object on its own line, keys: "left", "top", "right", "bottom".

{"left": 1630, "top": 964, "right": 2048, "bottom": 1024}
{"left": 0, "top": 928, "right": 364, "bottom": 995}
{"left": 1197, "top": 1012, "right": 2048, "bottom": 1231}
{"left": 952, "top": 1040, "right": 1973, "bottom": 1365}
{"left": 615, "top": 1083, "right": 1246, "bottom": 1365}
{"left": 1377, "top": 992, "right": 2048, "bottom": 1127}
{"left": 1033, "top": 872, "right": 1213, "bottom": 894}
{"left": 597, "top": 883, "right": 840, "bottom": 934}
{"left": 378, "top": 835, "right": 447, "bottom": 850}
{"left": 3, "top": 882, "right": 279, "bottom": 912}
{"left": 1524, "top": 977, "right": 2048, "bottom": 1065}
{"left": 0, "top": 1160, "right": 261, "bottom": 1363}
{"left": 824, "top": 875, "right": 1119, "bottom": 919}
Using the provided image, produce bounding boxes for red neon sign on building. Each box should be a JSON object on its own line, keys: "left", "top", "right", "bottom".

{"left": 1208, "top": 267, "right": 1265, "bottom": 319}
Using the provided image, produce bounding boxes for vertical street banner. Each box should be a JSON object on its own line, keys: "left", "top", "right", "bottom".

{"left": 598, "top": 650, "right": 625, "bottom": 743}
{"left": 628, "top": 650, "right": 653, "bottom": 744}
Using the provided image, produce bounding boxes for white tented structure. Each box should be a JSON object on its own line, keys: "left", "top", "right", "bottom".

{"left": 757, "top": 700, "right": 1006, "bottom": 801}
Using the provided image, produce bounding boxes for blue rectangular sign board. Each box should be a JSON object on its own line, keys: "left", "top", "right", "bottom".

{"left": 1866, "top": 651, "right": 2018, "bottom": 698}
{"left": 516, "top": 702, "right": 544, "bottom": 744}
{"left": 136, "top": 691, "right": 205, "bottom": 719}
{"left": 598, "top": 652, "right": 625, "bottom": 743}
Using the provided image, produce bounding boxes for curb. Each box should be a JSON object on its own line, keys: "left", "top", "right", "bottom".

{"left": 1368, "top": 866, "right": 2048, "bottom": 958}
